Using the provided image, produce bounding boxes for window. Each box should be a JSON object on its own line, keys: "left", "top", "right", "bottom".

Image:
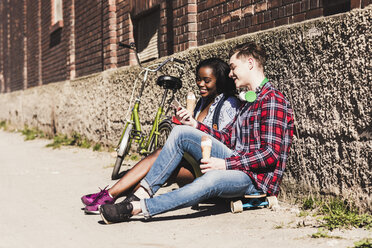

{"left": 323, "top": 0, "right": 351, "bottom": 16}
{"left": 50, "top": 28, "right": 62, "bottom": 47}
{"left": 52, "top": 0, "right": 63, "bottom": 25}
{"left": 133, "top": 8, "right": 160, "bottom": 62}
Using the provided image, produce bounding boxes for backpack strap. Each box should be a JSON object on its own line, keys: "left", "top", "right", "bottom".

{"left": 212, "top": 95, "right": 227, "bottom": 130}
{"left": 193, "top": 98, "right": 202, "bottom": 118}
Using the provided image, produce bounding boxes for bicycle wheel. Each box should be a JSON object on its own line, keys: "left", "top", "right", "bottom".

{"left": 148, "top": 118, "right": 173, "bottom": 153}
{"left": 112, "top": 123, "right": 133, "bottom": 180}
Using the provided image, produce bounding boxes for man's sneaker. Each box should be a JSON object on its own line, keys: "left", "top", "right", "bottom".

{"left": 99, "top": 194, "right": 140, "bottom": 224}
{"left": 81, "top": 186, "right": 109, "bottom": 206}
{"left": 84, "top": 190, "right": 115, "bottom": 214}
{"left": 122, "top": 193, "right": 140, "bottom": 203}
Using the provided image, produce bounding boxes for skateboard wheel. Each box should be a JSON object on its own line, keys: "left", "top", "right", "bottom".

{"left": 267, "top": 196, "right": 279, "bottom": 208}
{"left": 231, "top": 200, "right": 243, "bottom": 213}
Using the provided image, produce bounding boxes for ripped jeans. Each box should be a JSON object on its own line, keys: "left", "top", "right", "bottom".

{"left": 140, "top": 125, "right": 260, "bottom": 218}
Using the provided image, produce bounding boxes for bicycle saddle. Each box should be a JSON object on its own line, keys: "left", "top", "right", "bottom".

{"left": 157, "top": 75, "right": 182, "bottom": 90}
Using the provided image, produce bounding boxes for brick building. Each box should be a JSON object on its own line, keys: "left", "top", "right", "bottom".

{"left": 0, "top": 0, "right": 370, "bottom": 93}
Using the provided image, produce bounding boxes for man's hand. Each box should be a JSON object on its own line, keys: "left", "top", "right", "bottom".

{"left": 175, "top": 107, "right": 197, "bottom": 128}
{"left": 200, "top": 157, "right": 226, "bottom": 174}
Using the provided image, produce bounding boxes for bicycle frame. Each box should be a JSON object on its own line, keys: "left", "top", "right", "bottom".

{"left": 145, "top": 88, "right": 173, "bottom": 152}
{"left": 117, "top": 86, "right": 173, "bottom": 156}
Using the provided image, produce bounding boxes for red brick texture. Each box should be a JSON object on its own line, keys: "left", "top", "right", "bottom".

{"left": 26, "top": 0, "right": 41, "bottom": 88}
{"left": 40, "top": 0, "right": 67, "bottom": 85}
{"left": 74, "top": 0, "right": 103, "bottom": 77}
{"left": 0, "top": 0, "right": 370, "bottom": 92}
{"left": 8, "top": 0, "right": 25, "bottom": 91}
{"left": 173, "top": 0, "right": 198, "bottom": 53}
{"left": 197, "top": 0, "right": 324, "bottom": 46}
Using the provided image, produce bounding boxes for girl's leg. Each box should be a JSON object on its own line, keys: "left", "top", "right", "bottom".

{"left": 108, "top": 148, "right": 196, "bottom": 199}
{"left": 108, "top": 148, "right": 162, "bottom": 198}
{"left": 166, "top": 159, "right": 196, "bottom": 188}
{"left": 83, "top": 148, "right": 162, "bottom": 214}
{"left": 175, "top": 166, "right": 195, "bottom": 187}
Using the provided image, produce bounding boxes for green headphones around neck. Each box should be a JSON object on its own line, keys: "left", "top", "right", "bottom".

{"left": 239, "top": 77, "right": 268, "bottom": 102}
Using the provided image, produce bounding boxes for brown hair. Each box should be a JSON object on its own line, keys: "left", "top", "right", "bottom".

{"left": 229, "top": 42, "right": 266, "bottom": 68}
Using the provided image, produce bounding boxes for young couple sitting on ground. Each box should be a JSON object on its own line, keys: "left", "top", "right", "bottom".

{"left": 81, "top": 41, "right": 294, "bottom": 224}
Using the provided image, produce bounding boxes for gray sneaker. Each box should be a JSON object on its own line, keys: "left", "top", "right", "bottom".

{"left": 99, "top": 194, "right": 140, "bottom": 223}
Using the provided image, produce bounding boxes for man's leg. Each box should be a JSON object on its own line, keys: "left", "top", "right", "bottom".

{"left": 141, "top": 170, "right": 261, "bottom": 218}
{"left": 140, "top": 125, "right": 232, "bottom": 196}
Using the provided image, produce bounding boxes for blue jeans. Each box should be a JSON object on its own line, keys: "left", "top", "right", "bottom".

{"left": 140, "top": 125, "right": 260, "bottom": 218}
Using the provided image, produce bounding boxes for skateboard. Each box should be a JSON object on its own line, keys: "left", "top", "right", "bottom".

{"left": 230, "top": 193, "right": 278, "bottom": 213}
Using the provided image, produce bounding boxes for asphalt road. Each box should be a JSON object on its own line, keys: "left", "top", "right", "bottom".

{"left": 0, "top": 130, "right": 370, "bottom": 248}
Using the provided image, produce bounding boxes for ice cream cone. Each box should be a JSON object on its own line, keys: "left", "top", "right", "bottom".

{"left": 201, "top": 135, "right": 212, "bottom": 159}
{"left": 186, "top": 92, "right": 196, "bottom": 114}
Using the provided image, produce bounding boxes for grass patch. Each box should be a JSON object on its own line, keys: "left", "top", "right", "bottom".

{"left": 45, "top": 132, "right": 104, "bottom": 152}
{"left": 107, "top": 146, "right": 116, "bottom": 153}
{"left": 2, "top": 122, "right": 117, "bottom": 153}
{"left": 321, "top": 198, "right": 372, "bottom": 230}
{"left": 353, "top": 238, "right": 372, "bottom": 248}
{"left": 128, "top": 153, "right": 140, "bottom": 161}
{"left": 302, "top": 196, "right": 323, "bottom": 211}
{"left": 21, "top": 125, "right": 47, "bottom": 140}
{"left": 274, "top": 223, "right": 284, "bottom": 229}
{"left": 46, "top": 132, "right": 91, "bottom": 149}
{"left": 298, "top": 210, "right": 310, "bottom": 217}
{"left": 323, "top": 208, "right": 372, "bottom": 231}
{"left": 46, "top": 134, "right": 72, "bottom": 149}
{"left": 311, "top": 228, "right": 343, "bottom": 239}
{"left": 103, "top": 163, "right": 115, "bottom": 169}
{"left": 0, "top": 120, "right": 7, "bottom": 130}
{"left": 300, "top": 196, "right": 372, "bottom": 231}
{"left": 93, "top": 143, "right": 101, "bottom": 151}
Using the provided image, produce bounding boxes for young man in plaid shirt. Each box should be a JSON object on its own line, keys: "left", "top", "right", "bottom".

{"left": 100, "top": 42, "right": 294, "bottom": 223}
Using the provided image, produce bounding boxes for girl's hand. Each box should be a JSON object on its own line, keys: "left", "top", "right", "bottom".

{"left": 175, "top": 107, "right": 197, "bottom": 128}
{"left": 200, "top": 157, "right": 226, "bottom": 173}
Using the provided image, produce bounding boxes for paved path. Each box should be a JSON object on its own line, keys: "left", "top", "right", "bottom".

{"left": 0, "top": 130, "right": 370, "bottom": 248}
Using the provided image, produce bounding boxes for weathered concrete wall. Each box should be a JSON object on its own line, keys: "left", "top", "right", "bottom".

{"left": 0, "top": 7, "right": 371, "bottom": 210}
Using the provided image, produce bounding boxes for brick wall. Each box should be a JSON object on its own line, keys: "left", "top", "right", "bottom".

{"left": 0, "top": 0, "right": 8, "bottom": 93}
{"left": 40, "top": 0, "right": 67, "bottom": 84}
{"left": 9, "top": 0, "right": 25, "bottom": 91}
{"left": 26, "top": 0, "right": 41, "bottom": 88}
{"left": 116, "top": 0, "right": 132, "bottom": 67}
{"left": 173, "top": 0, "right": 198, "bottom": 53}
{"left": 0, "top": 0, "right": 370, "bottom": 92}
{"left": 102, "top": 0, "right": 118, "bottom": 70}
{"left": 197, "top": 0, "right": 324, "bottom": 46}
{"left": 74, "top": 0, "right": 103, "bottom": 77}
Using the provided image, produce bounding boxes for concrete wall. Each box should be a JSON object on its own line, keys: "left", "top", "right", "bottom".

{"left": 0, "top": 6, "right": 371, "bottom": 210}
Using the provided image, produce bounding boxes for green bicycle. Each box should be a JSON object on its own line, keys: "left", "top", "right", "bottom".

{"left": 111, "top": 42, "right": 185, "bottom": 180}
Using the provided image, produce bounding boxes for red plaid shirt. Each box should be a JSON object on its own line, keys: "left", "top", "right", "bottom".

{"left": 197, "top": 82, "right": 294, "bottom": 196}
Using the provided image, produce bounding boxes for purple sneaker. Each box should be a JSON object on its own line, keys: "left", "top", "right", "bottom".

{"left": 84, "top": 190, "right": 115, "bottom": 215}
{"left": 81, "top": 186, "right": 109, "bottom": 206}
